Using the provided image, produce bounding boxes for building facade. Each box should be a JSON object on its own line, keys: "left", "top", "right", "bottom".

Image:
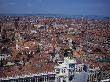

{"left": 55, "top": 57, "right": 88, "bottom": 82}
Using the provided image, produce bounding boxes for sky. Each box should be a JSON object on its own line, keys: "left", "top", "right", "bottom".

{"left": 0, "top": 0, "right": 110, "bottom": 16}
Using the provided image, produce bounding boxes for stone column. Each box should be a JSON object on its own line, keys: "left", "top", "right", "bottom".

{"left": 45, "top": 77, "right": 48, "bottom": 82}
{"left": 61, "top": 77, "right": 63, "bottom": 82}
{"left": 55, "top": 77, "right": 58, "bottom": 82}
{"left": 36, "top": 77, "right": 39, "bottom": 82}
{"left": 66, "top": 77, "right": 69, "bottom": 82}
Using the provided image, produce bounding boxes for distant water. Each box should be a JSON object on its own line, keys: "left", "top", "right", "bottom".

{"left": 0, "top": 13, "right": 110, "bottom": 20}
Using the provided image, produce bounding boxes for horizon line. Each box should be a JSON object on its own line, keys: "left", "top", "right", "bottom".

{"left": 0, "top": 13, "right": 110, "bottom": 19}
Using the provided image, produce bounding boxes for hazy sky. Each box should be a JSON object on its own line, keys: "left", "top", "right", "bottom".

{"left": 0, "top": 0, "right": 110, "bottom": 16}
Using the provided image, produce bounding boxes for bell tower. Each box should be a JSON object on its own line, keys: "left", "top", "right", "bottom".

{"left": 15, "top": 32, "right": 23, "bottom": 50}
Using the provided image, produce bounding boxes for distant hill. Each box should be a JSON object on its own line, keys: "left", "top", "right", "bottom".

{"left": 0, "top": 13, "right": 110, "bottom": 20}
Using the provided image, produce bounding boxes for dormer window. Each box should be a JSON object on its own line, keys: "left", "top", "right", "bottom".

{"left": 58, "top": 61, "right": 63, "bottom": 64}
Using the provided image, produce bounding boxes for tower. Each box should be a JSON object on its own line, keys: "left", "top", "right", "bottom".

{"left": 14, "top": 17, "right": 19, "bottom": 30}
{"left": 15, "top": 32, "right": 24, "bottom": 51}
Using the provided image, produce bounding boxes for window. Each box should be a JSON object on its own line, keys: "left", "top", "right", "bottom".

{"left": 56, "top": 69, "right": 60, "bottom": 74}
{"left": 64, "top": 69, "right": 65, "bottom": 73}
{"left": 61, "top": 69, "right": 66, "bottom": 73}
{"left": 80, "top": 67, "right": 82, "bottom": 71}
{"left": 61, "top": 69, "right": 64, "bottom": 73}
{"left": 69, "top": 64, "right": 75, "bottom": 68}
